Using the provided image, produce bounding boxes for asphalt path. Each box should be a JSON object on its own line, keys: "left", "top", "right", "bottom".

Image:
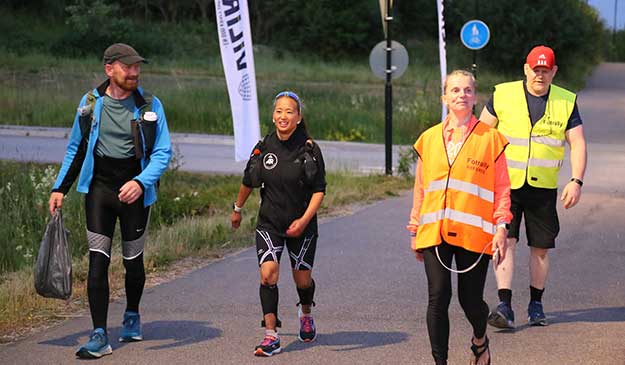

{"left": 0, "top": 128, "right": 404, "bottom": 175}
{"left": 2, "top": 64, "right": 625, "bottom": 364}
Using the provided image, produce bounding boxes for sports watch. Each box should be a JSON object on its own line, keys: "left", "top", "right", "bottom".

{"left": 232, "top": 202, "right": 242, "bottom": 213}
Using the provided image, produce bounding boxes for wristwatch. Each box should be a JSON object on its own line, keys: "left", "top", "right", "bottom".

{"left": 570, "top": 177, "right": 583, "bottom": 187}
{"left": 232, "top": 202, "right": 242, "bottom": 213}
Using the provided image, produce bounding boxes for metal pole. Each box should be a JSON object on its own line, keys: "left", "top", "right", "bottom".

{"left": 385, "top": 0, "right": 393, "bottom": 175}
{"left": 471, "top": 51, "right": 477, "bottom": 114}
{"left": 614, "top": 0, "right": 619, "bottom": 44}
{"left": 473, "top": 0, "right": 479, "bottom": 114}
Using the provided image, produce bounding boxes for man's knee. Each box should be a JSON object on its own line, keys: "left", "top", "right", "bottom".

{"left": 531, "top": 247, "right": 549, "bottom": 260}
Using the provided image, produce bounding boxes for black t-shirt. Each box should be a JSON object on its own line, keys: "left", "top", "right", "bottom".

{"left": 485, "top": 81, "right": 582, "bottom": 129}
{"left": 243, "top": 125, "right": 326, "bottom": 237}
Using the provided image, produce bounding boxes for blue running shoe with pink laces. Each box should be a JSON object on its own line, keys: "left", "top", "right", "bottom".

{"left": 254, "top": 334, "right": 281, "bottom": 356}
{"left": 298, "top": 306, "right": 317, "bottom": 342}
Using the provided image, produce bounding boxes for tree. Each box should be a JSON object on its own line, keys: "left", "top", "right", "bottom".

{"left": 445, "top": 0, "right": 606, "bottom": 73}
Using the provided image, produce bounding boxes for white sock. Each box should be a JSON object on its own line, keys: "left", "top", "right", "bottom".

{"left": 298, "top": 306, "right": 312, "bottom": 318}
{"left": 265, "top": 329, "right": 278, "bottom": 338}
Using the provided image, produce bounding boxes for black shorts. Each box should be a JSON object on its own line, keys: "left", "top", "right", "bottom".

{"left": 509, "top": 183, "right": 559, "bottom": 249}
{"left": 255, "top": 229, "right": 317, "bottom": 270}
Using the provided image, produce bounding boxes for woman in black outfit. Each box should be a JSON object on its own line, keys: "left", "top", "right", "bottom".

{"left": 230, "top": 91, "right": 326, "bottom": 357}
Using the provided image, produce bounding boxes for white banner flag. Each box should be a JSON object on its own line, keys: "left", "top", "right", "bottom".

{"left": 215, "top": 0, "right": 261, "bottom": 161}
{"left": 437, "top": 0, "right": 448, "bottom": 120}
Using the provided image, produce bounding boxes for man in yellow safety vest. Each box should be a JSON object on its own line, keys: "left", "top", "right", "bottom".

{"left": 479, "top": 45, "right": 587, "bottom": 328}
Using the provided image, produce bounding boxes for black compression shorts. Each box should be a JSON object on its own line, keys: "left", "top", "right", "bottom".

{"left": 255, "top": 229, "right": 317, "bottom": 270}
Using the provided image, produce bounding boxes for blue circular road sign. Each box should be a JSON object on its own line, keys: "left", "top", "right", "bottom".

{"left": 460, "top": 20, "right": 490, "bottom": 50}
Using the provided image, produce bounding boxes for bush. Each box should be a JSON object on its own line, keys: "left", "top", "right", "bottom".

{"left": 48, "top": 1, "right": 217, "bottom": 60}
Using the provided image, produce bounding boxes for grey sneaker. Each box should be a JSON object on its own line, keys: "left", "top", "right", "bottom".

{"left": 528, "top": 300, "right": 548, "bottom": 326}
{"left": 488, "top": 302, "right": 515, "bottom": 329}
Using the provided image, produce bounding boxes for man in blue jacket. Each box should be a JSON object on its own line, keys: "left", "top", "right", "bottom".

{"left": 48, "top": 43, "right": 172, "bottom": 359}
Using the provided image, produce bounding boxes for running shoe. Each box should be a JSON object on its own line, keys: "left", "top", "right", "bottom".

{"left": 254, "top": 334, "right": 281, "bottom": 357}
{"left": 298, "top": 306, "right": 317, "bottom": 342}
{"left": 119, "top": 311, "right": 143, "bottom": 342}
{"left": 487, "top": 301, "right": 515, "bottom": 329}
{"left": 528, "top": 300, "right": 548, "bottom": 326}
{"left": 76, "top": 328, "right": 113, "bottom": 359}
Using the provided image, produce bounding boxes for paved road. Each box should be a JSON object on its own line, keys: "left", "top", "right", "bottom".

{"left": 2, "top": 64, "right": 625, "bottom": 364}
{"left": 0, "top": 127, "right": 405, "bottom": 174}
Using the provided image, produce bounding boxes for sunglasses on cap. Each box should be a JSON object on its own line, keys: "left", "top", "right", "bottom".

{"left": 274, "top": 91, "right": 301, "bottom": 113}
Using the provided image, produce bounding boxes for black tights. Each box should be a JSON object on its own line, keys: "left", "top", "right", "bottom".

{"left": 422, "top": 242, "right": 490, "bottom": 363}
{"left": 87, "top": 251, "right": 145, "bottom": 331}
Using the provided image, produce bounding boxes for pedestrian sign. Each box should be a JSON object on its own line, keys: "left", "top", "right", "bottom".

{"left": 460, "top": 20, "right": 490, "bottom": 50}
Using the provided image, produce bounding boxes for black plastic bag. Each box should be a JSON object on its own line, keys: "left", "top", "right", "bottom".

{"left": 34, "top": 210, "right": 72, "bottom": 300}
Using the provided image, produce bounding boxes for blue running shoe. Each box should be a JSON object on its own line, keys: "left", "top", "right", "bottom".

{"left": 528, "top": 301, "right": 548, "bottom": 326}
{"left": 254, "top": 334, "right": 281, "bottom": 357}
{"left": 76, "top": 328, "right": 112, "bottom": 359}
{"left": 487, "top": 302, "right": 515, "bottom": 329}
{"left": 119, "top": 311, "right": 143, "bottom": 342}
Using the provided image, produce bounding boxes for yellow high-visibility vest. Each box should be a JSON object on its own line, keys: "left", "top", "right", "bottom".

{"left": 493, "top": 81, "right": 576, "bottom": 189}
{"left": 414, "top": 121, "right": 508, "bottom": 254}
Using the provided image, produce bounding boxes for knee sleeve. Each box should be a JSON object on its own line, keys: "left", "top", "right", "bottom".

{"left": 296, "top": 279, "right": 316, "bottom": 306}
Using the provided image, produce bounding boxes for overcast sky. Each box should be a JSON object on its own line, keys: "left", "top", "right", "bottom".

{"left": 588, "top": 0, "right": 625, "bottom": 30}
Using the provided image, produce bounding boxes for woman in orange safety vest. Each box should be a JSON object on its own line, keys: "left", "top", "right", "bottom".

{"left": 407, "top": 70, "right": 512, "bottom": 365}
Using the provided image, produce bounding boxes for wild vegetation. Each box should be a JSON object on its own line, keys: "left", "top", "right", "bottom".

{"left": 0, "top": 158, "right": 412, "bottom": 340}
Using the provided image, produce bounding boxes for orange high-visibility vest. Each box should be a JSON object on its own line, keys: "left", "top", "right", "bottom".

{"left": 414, "top": 121, "right": 508, "bottom": 254}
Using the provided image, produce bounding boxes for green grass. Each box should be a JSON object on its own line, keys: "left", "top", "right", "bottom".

{"left": 0, "top": 159, "right": 412, "bottom": 340}
{"left": 0, "top": 45, "right": 593, "bottom": 145}
{"left": 0, "top": 49, "right": 510, "bottom": 145}
{"left": 0, "top": 159, "right": 413, "bottom": 274}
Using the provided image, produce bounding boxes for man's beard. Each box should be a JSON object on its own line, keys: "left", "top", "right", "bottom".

{"left": 113, "top": 75, "right": 139, "bottom": 91}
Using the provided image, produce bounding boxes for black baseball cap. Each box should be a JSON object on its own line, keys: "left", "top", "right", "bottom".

{"left": 103, "top": 43, "right": 147, "bottom": 65}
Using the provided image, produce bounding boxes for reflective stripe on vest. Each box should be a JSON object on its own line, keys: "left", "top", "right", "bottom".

{"left": 426, "top": 178, "right": 494, "bottom": 203}
{"left": 420, "top": 208, "right": 494, "bottom": 236}
{"left": 493, "top": 81, "right": 575, "bottom": 189}
{"left": 413, "top": 120, "right": 508, "bottom": 254}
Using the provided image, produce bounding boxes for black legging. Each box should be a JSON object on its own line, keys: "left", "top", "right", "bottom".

{"left": 85, "top": 155, "right": 148, "bottom": 331}
{"left": 422, "top": 242, "right": 490, "bottom": 363}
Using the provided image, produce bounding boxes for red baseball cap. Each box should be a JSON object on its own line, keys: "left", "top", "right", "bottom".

{"left": 526, "top": 45, "right": 555, "bottom": 70}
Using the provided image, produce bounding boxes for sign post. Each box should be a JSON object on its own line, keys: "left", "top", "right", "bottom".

{"left": 384, "top": 0, "right": 393, "bottom": 175}
{"left": 460, "top": 20, "right": 490, "bottom": 79}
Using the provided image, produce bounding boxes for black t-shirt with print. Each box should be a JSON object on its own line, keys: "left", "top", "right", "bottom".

{"left": 243, "top": 125, "right": 326, "bottom": 237}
